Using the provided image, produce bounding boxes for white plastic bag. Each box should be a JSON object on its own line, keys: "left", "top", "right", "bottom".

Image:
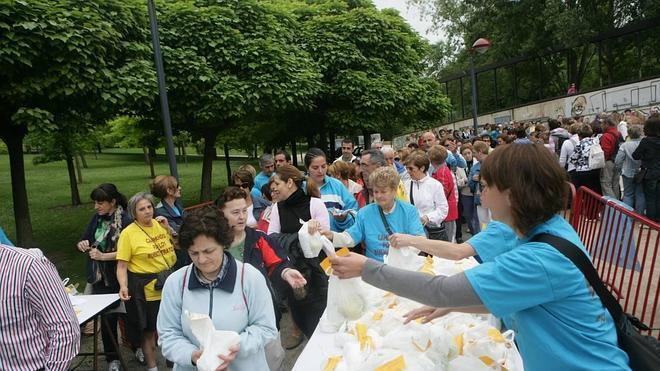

{"left": 297, "top": 219, "right": 331, "bottom": 258}
{"left": 186, "top": 311, "right": 240, "bottom": 371}
{"left": 385, "top": 245, "right": 420, "bottom": 270}
{"left": 323, "top": 276, "right": 367, "bottom": 330}
{"left": 588, "top": 138, "right": 605, "bottom": 170}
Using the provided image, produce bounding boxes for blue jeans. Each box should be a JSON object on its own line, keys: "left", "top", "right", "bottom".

{"left": 643, "top": 178, "right": 659, "bottom": 222}
{"left": 622, "top": 175, "right": 645, "bottom": 215}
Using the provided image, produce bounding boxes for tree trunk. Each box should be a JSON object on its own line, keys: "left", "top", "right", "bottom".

{"left": 291, "top": 137, "right": 298, "bottom": 167}
{"left": 224, "top": 143, "right": 232, "bottom": 186}
{"left": 328, "top": 129, "right": 336, "bottom": 160}
{"left": 65, "top": 150, "right": 81, "bottom": 206}
{"left": 1, "top": 127, "right": 34, "bottom": 246}
{"left": 200, "top": 129, "right": 218, "bottom": 201}
{"left": 317, "top": 120, "right": 327, "bottom": 155}
{"left": 74, "top": 154, "right": 83, "bottom": 184}
{"left": 148, "top": 147, "right": 156, "bottom": 179}
{"left": 362, "top": 129, "right": 371, "bottom": 150}
{"left": 182, "top": 145, "right": 188, "bottom": 164}
{"left": 143, "top": 147, "right": 150, "bottom": 165}
{"left": 79, "top": 152, "right": 88, "bottom": 168}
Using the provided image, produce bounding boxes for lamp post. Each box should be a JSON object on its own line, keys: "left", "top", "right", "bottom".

{"left": 147, "top": 0, "right": 178, "bottom": 179}
{"left": 469, "top": 37, "right": 491, "bottom": 134}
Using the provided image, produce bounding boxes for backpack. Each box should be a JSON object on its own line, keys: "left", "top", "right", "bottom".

{"left": 588, "top": 138, "right": 605, "bottom": 170}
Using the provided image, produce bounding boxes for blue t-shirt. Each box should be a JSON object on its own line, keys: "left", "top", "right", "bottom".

{"left": 466, "top": 221, "right": 517, "bottom": 262}
{"left": 0, "top": 226, "right": 13, "bottom": 247}
{"left": 318, "top": 176, "right": 358, "bottom": 232}
{"left": 464, "top": 216, "right": 630, "bottom": 370}
{"left": 346, "top": 200, "right": 425, "bottom": 262}
{"left": 251, "top": 172, "right": 270, "bottom": 199}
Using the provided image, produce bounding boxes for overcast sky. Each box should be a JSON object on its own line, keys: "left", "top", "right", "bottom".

{"left": 372, "top": 0, "right": 444, "bottom": 44}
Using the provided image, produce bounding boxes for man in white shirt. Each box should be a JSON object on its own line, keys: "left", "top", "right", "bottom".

{"left": 334, "top": 138, "right": 356, "bottom": 163}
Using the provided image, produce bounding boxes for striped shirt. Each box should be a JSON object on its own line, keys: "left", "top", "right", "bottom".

{"left": 0, "top": 245, "right": 80, "bottom": 371}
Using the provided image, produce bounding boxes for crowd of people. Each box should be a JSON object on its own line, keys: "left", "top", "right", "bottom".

{"left": 0, "top": 109, "right": 658, "bottom": 371}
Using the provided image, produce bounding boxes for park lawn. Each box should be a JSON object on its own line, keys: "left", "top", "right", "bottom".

{"left": 0, "top": 150, "right": 256, "bottom": 286}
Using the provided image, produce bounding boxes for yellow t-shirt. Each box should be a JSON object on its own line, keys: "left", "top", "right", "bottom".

{"left": 117, "top": 221, "right": 177, "bottom": 301}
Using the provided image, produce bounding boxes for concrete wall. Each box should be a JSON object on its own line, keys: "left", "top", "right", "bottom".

{"left": 393, "top": 78, "right": 660, "bottom": 149}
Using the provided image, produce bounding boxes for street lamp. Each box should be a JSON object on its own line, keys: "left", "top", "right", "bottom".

{"left": 469, "top": 38, "right": 491, "bottom": 134}
{"left": 147, "top": 0, "right": 178, "bottom": 179}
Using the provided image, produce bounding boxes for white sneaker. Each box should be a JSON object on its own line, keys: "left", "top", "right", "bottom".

{"left": 108, "top": 360, "right": 121, "bottom": 371}
{"left": 135, "top": 348, "right": 145, "bottom": 364}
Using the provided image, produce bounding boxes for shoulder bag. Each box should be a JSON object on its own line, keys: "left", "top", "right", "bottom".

{"left": 531, "top": 233, "right": 660, "bottom": 370}
{"left": 135, "top": 222, "right": 174, "bottom": 290}
{"left": 409, "top": 182, "right": 446, "bottom": 241}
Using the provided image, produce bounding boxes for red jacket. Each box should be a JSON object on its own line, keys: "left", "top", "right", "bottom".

{"left": 600, "top": 126, "right": 621, "bottom": 161}
{"left": 431, "top": 165, "right": 459, "bottom": 222}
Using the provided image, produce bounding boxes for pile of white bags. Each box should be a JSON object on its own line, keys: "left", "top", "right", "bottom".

{"left": 319, "top": 248, "right": 521, "bottom": 370}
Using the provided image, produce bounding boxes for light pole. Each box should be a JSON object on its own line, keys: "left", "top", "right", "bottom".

{"left": 147, "top": 0, "right": 178, "bottom": 179}
{"left": 469, "top": 38, "right": 491, "bottom": 134}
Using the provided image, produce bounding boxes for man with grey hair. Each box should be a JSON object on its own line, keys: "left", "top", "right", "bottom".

{"left": 357, "top": 149, "right": 408, "bottom": 207}
{"left": 381, "top": 146, "right": 409, "bottom": 181}
{"left": 251, "top": 153, "right": 275, "bottom": 199}
{"left": 371, "top": 140, "right": 383, "bottom": 151}
{"left": 599, "top": 115, "right": 623, "bottom": 199}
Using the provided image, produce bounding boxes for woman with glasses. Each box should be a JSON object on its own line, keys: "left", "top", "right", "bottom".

{"left": 232, "top": 169, "right": 271, "bottom": 228}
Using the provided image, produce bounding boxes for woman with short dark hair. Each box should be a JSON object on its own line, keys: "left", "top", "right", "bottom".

{"left": 331, "top": 144, "right": 630, "bottom": 370}
{"left": 157, "top": 206, "right": 277, "bottom": 370}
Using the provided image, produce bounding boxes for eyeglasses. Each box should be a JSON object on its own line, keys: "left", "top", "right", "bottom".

{"left": 235, "top": 182, "right": 250, "bottom": 189}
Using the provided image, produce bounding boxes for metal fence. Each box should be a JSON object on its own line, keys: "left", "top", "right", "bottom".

{"left": 570, "top": 186, "right": 659, "bottom": 338}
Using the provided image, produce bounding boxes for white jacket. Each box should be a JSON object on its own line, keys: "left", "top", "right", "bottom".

{"left": 404, "top": 176, "right": 448, "bottom": 226}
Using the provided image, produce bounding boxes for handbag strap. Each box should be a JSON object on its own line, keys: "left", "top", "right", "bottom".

{"left": 134, "top": 222, "right": 173, "bottom": 271}
{"left": 530, "top": 233, "right": 623, "bottom": 321}
{"left": 409, "top": 182, "right": 415, "bottom": 205}
{"left": 378, "top": 206, "right": 394, "bottom": 236}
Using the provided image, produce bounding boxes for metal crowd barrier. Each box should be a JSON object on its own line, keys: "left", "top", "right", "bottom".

{"left": 570, "top": 186, "right": 659, "bottom": 338}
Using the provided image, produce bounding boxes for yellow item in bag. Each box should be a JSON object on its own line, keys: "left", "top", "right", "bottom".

{"left": 372, "top": 310, "right": 383, "bottom": 321}
{"left": 323, "top": 356, "right": 343, "bottom": 371}
{"left": 412, "top": 338, "right": 432, "bottom": 352}
{"left": 375, "top": 355, "right": 406, "bottom": 371}
{"left": 488, "top": 327, "right": 506, "bottom": 343}
{"left": 355, "top": 323, "right": 373, "bottom": 351}
{"left": 454, "top": 333, "right": 464, "bottom": 355}
{"left": 319, "top": 247, "right": 351, "bottom": 275}
{"left": 479, "top": 356, "right": 496, "bottom": 366}
{"left": 419, "top": 256, "right": 435, "bottom": 275}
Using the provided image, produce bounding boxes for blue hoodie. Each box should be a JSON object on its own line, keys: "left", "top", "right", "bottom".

{"left": 317, "top": 176, "right": 358, "bottom": 232}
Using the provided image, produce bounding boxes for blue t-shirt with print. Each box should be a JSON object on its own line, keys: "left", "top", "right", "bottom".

{"left": 251, "top": 172, "right": 270, "bottom": 199}
{"left": 466, "top": 221, "right": 517, "bottom": 262}
{"left": 464, "top": 215, "right": 630, "bottom": 370}
{"left": 346, "top": 200, "right": 425, "bottom": 262}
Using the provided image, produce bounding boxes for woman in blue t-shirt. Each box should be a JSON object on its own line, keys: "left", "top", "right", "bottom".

{"left": 329, "top": 143, "right": 631, "bottom": 370}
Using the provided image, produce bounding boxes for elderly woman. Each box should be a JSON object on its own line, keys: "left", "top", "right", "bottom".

{"left": 157, "top": 206, "right": 277, "bottom": 371}
{"left": 77, "top": 184, "right": 132, "bottom": 371}
{"left": 321, "top": 166, "right": 425, "bottom": 262}
{"left": 117, "top": 192, "right": 177, "bottom": 371}
{"left": 330, "top": 144, "right": 630, "bottom": 370}
{"left": 403, "top": 150, "right": 449, "bottom": 241}
{"left": 267, "top": 164, "right": 330, "bottom": 339}
{"left": 216, "top": 186, "right": 306, "bottom": 367}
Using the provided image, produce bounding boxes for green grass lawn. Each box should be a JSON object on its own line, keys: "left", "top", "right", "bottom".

{"left": 0, "top": 150, "right": 256, "bottom": 286}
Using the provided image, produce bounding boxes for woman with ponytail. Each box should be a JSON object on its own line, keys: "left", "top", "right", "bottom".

{"left": 267, "top": 165, "right": 330, "bottom": 339}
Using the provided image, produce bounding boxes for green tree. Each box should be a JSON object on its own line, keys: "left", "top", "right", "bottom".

{"left": 272, "top": 0, "right": 450, "bottom": 152}
{"left": 158, "top": 0, "right": 322, "bottom": 200}
{"left": 0, "top": 0, "right": 155, "bottom": 245}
